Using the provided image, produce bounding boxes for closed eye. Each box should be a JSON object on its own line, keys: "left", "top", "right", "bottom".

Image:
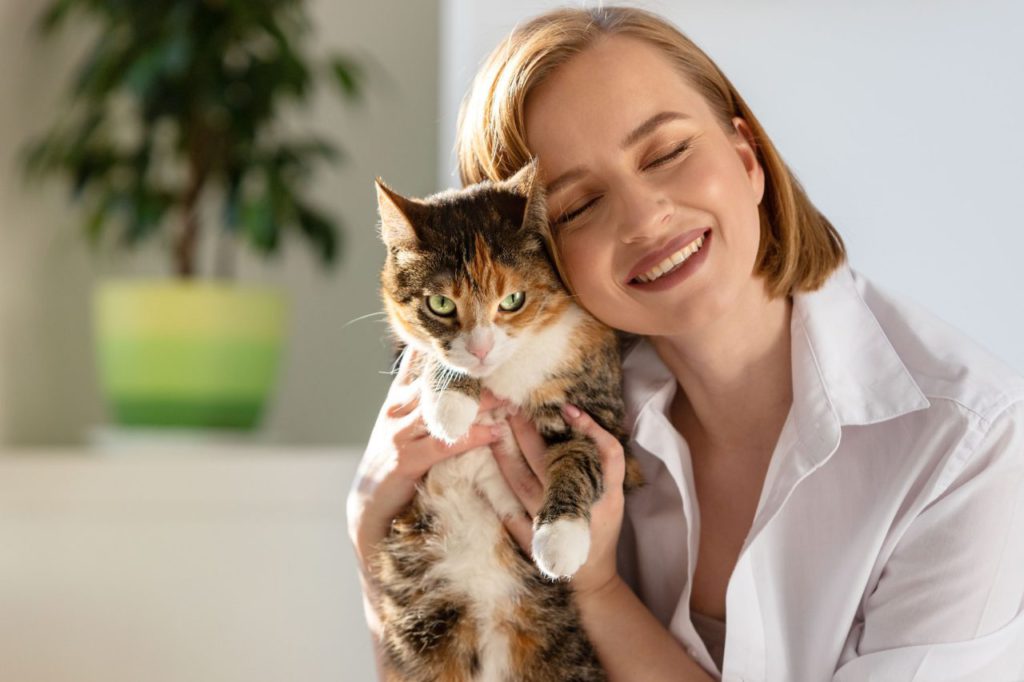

{"left": 554, "top": 139, "right": 693, "bottom": 225}
{"left": 644, "top": 140, "right": 691, "bottom": 170}
{"left": 554, "top": 197, "right": 598, "bottom": 225}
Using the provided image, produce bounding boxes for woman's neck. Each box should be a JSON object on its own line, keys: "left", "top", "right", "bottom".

{"left": 648, "top": 285, "right": 793, "bottom": 457}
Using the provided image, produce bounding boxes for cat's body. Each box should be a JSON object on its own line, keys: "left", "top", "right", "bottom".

{"left": 372, "top": 161, "right": 641, "bottom": 681}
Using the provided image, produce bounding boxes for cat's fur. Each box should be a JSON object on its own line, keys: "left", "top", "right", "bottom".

{"left": 371, "top": 161, "right": 642, "bottom": 682}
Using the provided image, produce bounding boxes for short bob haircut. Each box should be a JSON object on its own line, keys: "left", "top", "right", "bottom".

{"left": 455, "top": 6, "right": 845, "bottom": 298}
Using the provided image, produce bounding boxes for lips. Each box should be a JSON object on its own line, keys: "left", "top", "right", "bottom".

{"left": 625, "top": 228, "right": 711, "bottom": 284}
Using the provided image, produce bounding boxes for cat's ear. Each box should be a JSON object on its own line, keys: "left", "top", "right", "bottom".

{"left": 375, "top": 178, "right": 427, "bottom": 248}
{"left": 499, "top": 158, "right": 547, "bottom": 232}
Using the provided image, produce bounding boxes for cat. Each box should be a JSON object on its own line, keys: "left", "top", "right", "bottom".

{"left": 370, "top": 159, "right": 643, "bottom": 682}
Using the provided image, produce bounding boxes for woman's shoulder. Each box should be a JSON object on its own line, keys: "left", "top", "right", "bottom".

{"left": 849, "top": 267, "right": 1024, "bottom": 426}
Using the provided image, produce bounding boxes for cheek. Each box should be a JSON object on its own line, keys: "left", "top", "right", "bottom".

{"left": 686, "top": 155, "right": 761, "bottom": 256}
{"left": 683, "top": 150, "right": 737, "bottom": 211}
{"left": 558, "top": 233, "right": 606, "bottom": 294}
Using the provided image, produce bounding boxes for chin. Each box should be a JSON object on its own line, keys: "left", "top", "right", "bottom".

{"left": 443, "top": 357, "right": 494, "bottom": 379}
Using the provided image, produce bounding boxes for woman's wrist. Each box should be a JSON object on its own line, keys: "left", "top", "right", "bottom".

{"left": 572, "top": 572, "right": 627, "bottom": 608}
{"left": 570, "top": 573, "right": 715, "bottom": 681}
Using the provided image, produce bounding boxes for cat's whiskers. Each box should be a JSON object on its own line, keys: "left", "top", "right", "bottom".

{"left": 381, "top": 346, "right": 411, "bottom": 376}
{"left": 343, "top": 311, "right": 388, "bottom": 329}
{"left": 434, "top": 362, "right": 461, "bottom": 394}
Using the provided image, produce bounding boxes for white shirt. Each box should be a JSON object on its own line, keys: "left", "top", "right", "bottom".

{"left": 616, "top": 265, "right": 1024, "bottom": 682}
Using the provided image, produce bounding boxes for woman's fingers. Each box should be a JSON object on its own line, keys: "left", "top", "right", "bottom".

{"left": 395, "top": 348, "right": 420, "bottom": 385}
{"left": 492, "top": 422, "right": 544, "bottom": 516}
{"left": 386, "top": 386, "right": 420, "bottom": 418}
{"left": 406, "top": 422, "right": 500, "bottom": 476}
{"left": 502, "top": 511, "right": 534, "bottom": 554}
{"left": 384, "top": 350, "right": 422, "bottom": 417}
{"left": 507, "top": 411, "right": 549, "bottom": 484}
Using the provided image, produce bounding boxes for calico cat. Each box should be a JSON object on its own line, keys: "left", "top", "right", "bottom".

{"left": 371, "top": 160, "right": 642, "bottom": 682}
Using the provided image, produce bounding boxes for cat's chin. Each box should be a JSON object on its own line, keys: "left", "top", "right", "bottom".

{"left": 456, "top": 365, "right": 497, "bottom": 379}
{"left": 445, "top": 358, "right": 499, "bottom": 378}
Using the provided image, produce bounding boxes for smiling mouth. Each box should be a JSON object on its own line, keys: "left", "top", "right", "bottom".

{"left": 630, "top": 232, "right": 708, "bottom": 284}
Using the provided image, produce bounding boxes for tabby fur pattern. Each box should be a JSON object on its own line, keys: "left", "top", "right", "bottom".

{"left": 371, "top": 160, "right": 642, "bottom": 682}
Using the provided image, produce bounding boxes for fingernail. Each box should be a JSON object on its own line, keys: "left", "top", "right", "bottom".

{"left": 507, "top": 403, "right": 519, "bottom": 415}
{"left": 490, "top": 425, "right": 504, "bottom": 441}
{"left": 562, "top": 403, "right": 581, "bottom": 419}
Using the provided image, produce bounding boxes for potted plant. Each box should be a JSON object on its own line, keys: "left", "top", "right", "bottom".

{"left": 20, "top": 0, "right": 366, "bottom": 430}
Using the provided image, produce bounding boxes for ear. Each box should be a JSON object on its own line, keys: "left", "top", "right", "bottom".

{"left": 375, "top": 177, "right": 427, "bottom": 248}
{"left": 498, "top": 158, "right": 547, "bottom": 232}
{"left": 731, "top": 117, "right": 765, "bottom": 206}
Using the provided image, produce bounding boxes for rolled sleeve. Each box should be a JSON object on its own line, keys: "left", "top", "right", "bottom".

{"left": 833, "top": 401, "right": 1024, "bottom": 682}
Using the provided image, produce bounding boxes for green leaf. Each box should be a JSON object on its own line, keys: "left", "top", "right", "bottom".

{"left": 121, "top": 187, "right": 171, "bottom": 247}
{"left": 241, "top": 194, "right": 277, "bottom": 254}
{"left": 328, "top": 55, "right": 365, "bottom": 100}
{"left": 36, "top": 0, "right": 78, "bottom": 37}
{"left": 25, "top": 0, "right": 360, "bottom": 274}
{"left": 294, "top": 201, "right": 339, "bottom": 266}
{"left": 125, "top": 33, "right": 191, "bottom": 98}
{"left": 84, "top": 191, "right": 115, "bottom": 247}
{"left": 71, "top": 147, "right": 118, "bottom": 200}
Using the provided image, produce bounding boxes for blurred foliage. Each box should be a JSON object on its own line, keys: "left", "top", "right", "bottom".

{"left": 20, "top": 0, "right": 368, "bottom": 277}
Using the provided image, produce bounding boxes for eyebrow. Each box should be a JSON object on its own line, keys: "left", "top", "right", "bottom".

{"left": 545, "top": 111, "right": 690, "bottom": 195}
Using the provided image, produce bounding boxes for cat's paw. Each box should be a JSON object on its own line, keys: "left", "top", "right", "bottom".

{"left": 423, "top": 391, "right": 479, "bottom": 444}
{"left": 532, "top": 517, "right": 591, "bottom": 580}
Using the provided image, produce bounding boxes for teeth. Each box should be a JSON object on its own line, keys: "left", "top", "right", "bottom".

{"left": 635, "top": 235, "right": 705, "bottom": 283}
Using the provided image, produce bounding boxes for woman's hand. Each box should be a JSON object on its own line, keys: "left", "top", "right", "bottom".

{"left": 346, "top": 351, "right": 503, "bottom": 578}
{"left": 492, "top": 403, "right": 627, "bottom": 599}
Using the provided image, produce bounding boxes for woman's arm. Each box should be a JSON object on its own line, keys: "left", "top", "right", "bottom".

{"left": 832, "top": 401, "right": 1024, "bottom": 681}
{"left": 495, "top": 405, "right": 713, "bottom": 682}
{"left": 574, "top": 576, "right": 714, "bottom": 681}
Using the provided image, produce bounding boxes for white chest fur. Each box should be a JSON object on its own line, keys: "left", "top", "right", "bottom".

{"left": 422, "top": 448, "right": 522, "bottom": 682}
{"left": 484, "top": 303, "right": 587, "bottom": 404}
{"left": 413, "top": 302, "right": 589, "bottom": 680}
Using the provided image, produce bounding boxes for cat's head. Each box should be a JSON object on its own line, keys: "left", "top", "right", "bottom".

{"left": 375, "top": 161, "right": 572, "bottom": 378}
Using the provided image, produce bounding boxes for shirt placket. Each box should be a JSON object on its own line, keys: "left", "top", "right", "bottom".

{"left": 721, "top": 552, "right": 766, "bottom": 682}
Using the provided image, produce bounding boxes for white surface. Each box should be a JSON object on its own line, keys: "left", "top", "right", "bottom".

{"left": 0, "top": 447, "right": 374, "bottom": 682}
{"left": 440, "top": 0, "right": 1024, "bottom": 372}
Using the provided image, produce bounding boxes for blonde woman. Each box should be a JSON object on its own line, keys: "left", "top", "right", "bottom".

{"left": 348, "top": 6, "right": 1024, "bottom": 680}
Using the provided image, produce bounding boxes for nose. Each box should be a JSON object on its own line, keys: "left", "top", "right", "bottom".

{"left": 466, "top": 328, "right": 494, "bottom": 361}
{"left": 617, "top": 179, "right": 673, "bottom": 244}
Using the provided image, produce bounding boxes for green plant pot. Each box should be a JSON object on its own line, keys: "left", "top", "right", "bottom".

{"left": 93, "top": 280, "right": 287, "bottom": 430}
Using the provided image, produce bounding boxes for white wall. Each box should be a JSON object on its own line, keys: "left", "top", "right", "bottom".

{"left": 0, "top": 1, "right": 440, "bottom": 446}
{"left": 440, "top": 0, "right": 1024, "bottom": 372}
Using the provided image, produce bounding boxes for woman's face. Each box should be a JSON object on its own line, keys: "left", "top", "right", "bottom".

{"left": 525, "top": 35, "right": 766, "bottom": 338}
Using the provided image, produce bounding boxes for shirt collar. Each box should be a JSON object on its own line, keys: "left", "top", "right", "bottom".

{"left": 793, "top": 264, "right": 930, "bottom": 426}
{"left": 621, "top": 265, "right": 930, "bottom": 446}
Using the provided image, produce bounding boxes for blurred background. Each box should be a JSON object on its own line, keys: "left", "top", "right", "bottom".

{"left": 1, "top": 1, "right": 1021, "bottom": 680}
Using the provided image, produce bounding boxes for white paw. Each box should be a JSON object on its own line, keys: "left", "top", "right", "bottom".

{"left": 532, "top": 517, "right": 591, "bottom": 579}
{"left": 423, "top": 391, "right": 479, "bottom": 444}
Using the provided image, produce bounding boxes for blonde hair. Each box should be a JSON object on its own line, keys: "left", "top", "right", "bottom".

{"left": 455, "top": 5, "right": 845, "bottom": 297}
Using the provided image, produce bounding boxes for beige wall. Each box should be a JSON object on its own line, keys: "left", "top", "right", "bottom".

{"left": 0, "top": 1, "right": 439, "bottom": 446}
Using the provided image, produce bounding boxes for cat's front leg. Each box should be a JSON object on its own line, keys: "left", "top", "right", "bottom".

{"left": 531, "top": 440, "right": 598, "bottom": 580}
{"left": 419, "top": 359, "right": 483, "bottom": 444}
{"left": 527, "top": 407, "right": 604, "bottom": 580}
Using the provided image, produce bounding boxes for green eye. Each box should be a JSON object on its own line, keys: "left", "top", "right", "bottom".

{"left": 426, "top": 294, "right": 456, "bottom": 317}
{"left": 499, "top": 291, "right": 526, "bottom": 312}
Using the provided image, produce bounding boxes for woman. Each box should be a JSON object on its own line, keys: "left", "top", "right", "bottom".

{"left": 348, "top": 7, "right": 1024, "bottom": 680}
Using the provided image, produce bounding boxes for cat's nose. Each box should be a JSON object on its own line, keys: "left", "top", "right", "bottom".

{"left": 466, "top": 331, "right": 494, "bottom": 361}
{"left": 468, "top": 342, "right": 492, "bottom": 361}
